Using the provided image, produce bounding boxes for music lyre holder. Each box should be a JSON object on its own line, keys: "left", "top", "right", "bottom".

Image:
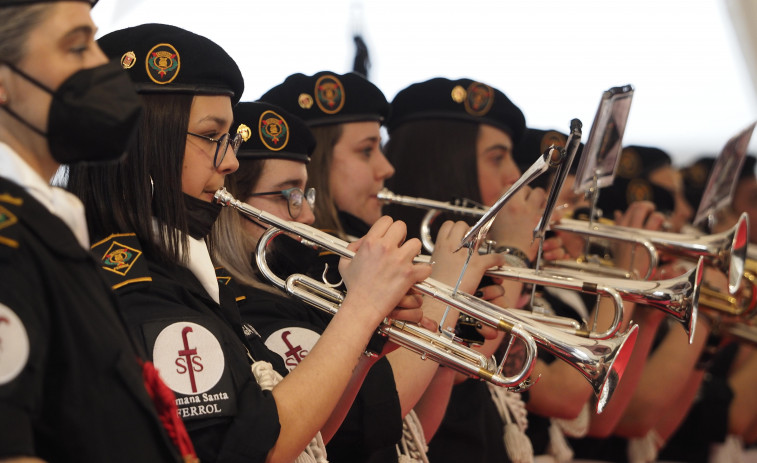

{"left": 457, "top": 125, "right": 574, "bottom": 254}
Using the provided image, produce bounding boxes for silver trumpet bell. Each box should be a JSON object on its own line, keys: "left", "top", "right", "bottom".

{"left": 552, "top": 213, "right": 749, "bottom": 294}
{"left": 486, "top": 259, "right": 703, "bottom": 344}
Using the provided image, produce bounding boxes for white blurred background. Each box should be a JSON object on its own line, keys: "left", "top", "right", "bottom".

{"left": 92, "top": 0, "right": 757, "bottom": 166}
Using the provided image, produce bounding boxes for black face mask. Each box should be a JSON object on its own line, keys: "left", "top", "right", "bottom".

{"left": 183, "top": 194, "right": 222, "bottom": 239}
{"left": 0, "top": 60, "right": 142, "bottom": 164}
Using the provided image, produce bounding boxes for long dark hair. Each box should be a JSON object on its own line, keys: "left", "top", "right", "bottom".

{"left": 67, "top": 93, "right": 193, "bottom": 264}
{"left": 384, "top": 119, "right": 481, "bottom": 240}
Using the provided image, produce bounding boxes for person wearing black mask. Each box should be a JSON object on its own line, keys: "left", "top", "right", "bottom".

{"left": 0, "top": 1, "right": 190, "bottom": 462}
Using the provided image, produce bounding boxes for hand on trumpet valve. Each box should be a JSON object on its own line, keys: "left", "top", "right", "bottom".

{"left": 339, "top": 216, "right": 433, "bottom": 325}
{"left": 489, "top": 184, "right": 547, "bottom": 260}
{"left": 430, "top": 220, "right": 506, "bottom": 292}
{"left": 541, "top": 235, "right": 567, "bottom": 262}
{"left": 612, "top": 201, "right": 666, "bottom": 277}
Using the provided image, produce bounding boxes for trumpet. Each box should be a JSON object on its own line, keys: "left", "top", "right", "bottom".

{"left": 486, "top": 261, "right": 703, "bottom": 344}
{"left": 215, "top": 187, "right": 639, "bottom": 412}
{"left": 378, "top": 187, "right": 746, "bottom": 293}
{"left": 550, "top": 214, "right": 749, "bottom": 295}
{"left": 697, "top": 258, "right": 757, "bottom": 320}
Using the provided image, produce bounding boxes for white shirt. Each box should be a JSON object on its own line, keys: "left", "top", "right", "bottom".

{"left": 0, "top": 142, "right": 89, "bottom": 249}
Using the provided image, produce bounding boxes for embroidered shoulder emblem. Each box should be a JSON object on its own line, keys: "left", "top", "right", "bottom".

{"left": 91, "top": 233, "right": 151, "bottom": 290}
{"left": 146, "top": 43, "right": 180, "bottom": 85}
{"left": 314, "top": 74, "right": 345, "bottom": 114}
{"left": 264, "top": 327, "right": 321, "bottom": 371}
{"left": 0, "top": 194, "right": 22, "bottom": 249}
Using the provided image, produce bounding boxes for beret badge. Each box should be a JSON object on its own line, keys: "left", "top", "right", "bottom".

{"left": 451, "top": 85, "right": 466, "bottom": 103}
{"left": 120, "top": 51, "right": 136, "bottom": 70}
{"left": 626, "top": 178, "right": 653, "bottom": 203}
{"left": 298, "top": 93, "right": 314, "bottom": 109}
{"left": 464, "top": 82, "right": 494, "bottom": 116}
{"left": 146, "top": 43, "right": 180, "bottom": 85}
{"left": 618, "top": 147, "right": 641, "bottom": 178}
{"left": 236, "top": 124, "right": 252, "bottom": 142}
{"left": 259, "top": 110, "right": 290, "bottom": 151}
{"left": 314, "top": 74, "right": 345, "bottom": 114}
{"left": 540, "top": 131, "right": 568, "bottom": 155}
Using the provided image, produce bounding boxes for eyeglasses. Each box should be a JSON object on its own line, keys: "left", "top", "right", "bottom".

{"left": 248, "top": 187, "right": 316, "bottom": 220}
{"left": 187, "top": 131, "right": 244, "bottom": 168}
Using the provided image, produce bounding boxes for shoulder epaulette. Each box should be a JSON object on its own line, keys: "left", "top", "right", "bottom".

{"left": 0, "top": 193, "right": 22, "bottom": 251}
{"left": 91, "top": 233, "right": 151, "bottom": 290}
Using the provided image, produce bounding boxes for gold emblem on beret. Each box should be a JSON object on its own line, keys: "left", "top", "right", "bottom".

{"left": 618, "top": 147, "right": 641, "bottom": 178}
{"left": 146, "top": 43, "right": 180, "bottom": 85}
{"left": 451, "top": 85, "right": 466, "bottom": 103}
{"left": 315, "top": 75, "right": 345, "bottom": 115}
{"left": 120, "top": 51, "right": 136, "bottom": 70}
{"left": 626, "top": 178, "right": 653, "bottom": 203}
{"left": 540, "top": 131, "right": 568, "bottom": 155}
{"left": 684, "top": 163, "right": 708, "bottom": 187}
{"left": 258, "top": 110, "right": 289, "bottom": 152}
{"left": 298, "top": 93, "right": 314, "bottom": 109}
{"left": 236, "top": 124, "right": 252, "bottom": 142}
{"left": 464, "top": 82, "right": 495, "bottom": 117}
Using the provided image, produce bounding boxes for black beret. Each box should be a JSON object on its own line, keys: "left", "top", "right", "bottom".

{"left": 0, "top": 0, "right": 96, "bottom": 6}
{"left": 514, "top": 128, "right": 568, "bottom": 170}
{"left": 259, "top": 71, "right": 389, "bottom": 127}
{"left": 681, "top": 157, "right": 716, "bottom": 212}
{"left": 98, "top": 23, "right": 244, "bottom": 105}
{"left": 615, "top": 145, "right": 672, "bottom": 180}
{"left": 596, "top": 176, "right": 675, "bottom": 217}
{"left": 232, "top": 101, "right": 315, "bottom": 164}
{"left": 387, "top": 77, "right": 526, "bottom": 144}
{"left": 741, "top": 155, "right": 756, "bottom": 179}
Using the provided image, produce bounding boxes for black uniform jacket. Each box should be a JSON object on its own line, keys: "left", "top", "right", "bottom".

{"left": 91, "top": 232, "right": 283, "bottom": 463}
{"left": 0, "top": 177, "right": 181, "bottom": 462}
{"left": 233, "top": 229, "right": 403, "bottom": 463}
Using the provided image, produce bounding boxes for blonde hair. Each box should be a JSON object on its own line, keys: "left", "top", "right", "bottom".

{"left": 0, "top": 5, "right": 49, "bottom": 64}
{"left": 212, "top": 159, "right": 277, "bottom": 293}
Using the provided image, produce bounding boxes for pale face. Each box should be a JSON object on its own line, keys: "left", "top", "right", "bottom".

{"left": 182, "top": 95, "right": 239, "bottom": 202}
{"left": 648, "top": 165, "right": 693, "bottom": 233}
{"left": 476, "top": 124, "right": 520, "bottom": 206}
{"left": 242, "top": 159, "right": 314, "bottom": 242}
{"left": 329, "top": 121, "right": 394, "bottom": 225}
{"left": 0, "top": 3, "right": 106, "bottom": 175}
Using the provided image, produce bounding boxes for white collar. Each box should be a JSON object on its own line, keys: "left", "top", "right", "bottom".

{"left": 151, "top": 219, "right": 220, "bottom": 304}
{"left": 0, "top": 142, "right": 89, "bottom": 248}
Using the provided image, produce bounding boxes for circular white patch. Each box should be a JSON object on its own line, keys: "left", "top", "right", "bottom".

{"left": 153, "top": 322, "right": 225, "bottom": 395}
{"left": 264, "top": 327, "right": 321, "bottom": 371}
{"left": 0, "top": 304, "right": 30, "bottom": 385}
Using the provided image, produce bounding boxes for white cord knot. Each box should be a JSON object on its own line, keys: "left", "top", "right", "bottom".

{"left": 251, "top": 360, "right": 328, "bottom": 463}
{"left": 396, "top": 409, "right": 429, "bottom": 463}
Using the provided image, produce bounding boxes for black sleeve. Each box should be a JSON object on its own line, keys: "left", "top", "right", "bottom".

{"left": 117, "top": 281, "right": 282, "bottom": 463}
{"left": 239, "top": 286, "right": 404, "bottom": 462}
